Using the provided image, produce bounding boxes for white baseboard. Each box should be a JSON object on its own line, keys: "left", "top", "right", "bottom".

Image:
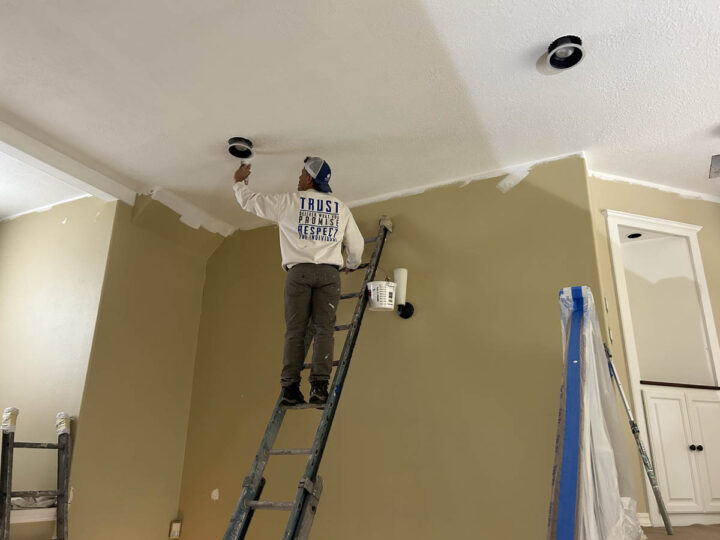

{"left": 637, "top": 513, "right": 652, "bottom": 527}
{"left": 663, "top": 513, "right": 720, "bottom": 527}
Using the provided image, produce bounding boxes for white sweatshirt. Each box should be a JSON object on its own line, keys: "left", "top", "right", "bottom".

{"left": 234, "top": 182, "right": 364, "bottom": 270}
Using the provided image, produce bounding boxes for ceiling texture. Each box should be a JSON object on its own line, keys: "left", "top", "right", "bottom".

{"left": 0, "top": 151, "right": 87, "bottom": 220}
{"left": 1, "top": 1, "right": 719, "bottom": 231}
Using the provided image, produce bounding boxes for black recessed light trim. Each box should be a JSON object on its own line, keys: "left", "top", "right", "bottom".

{"left": 547, "top": 35, "right": 584, "bottom": 70}
{"left": 228, "top": 137, "right": 254, "bottom": 160}
{"left": 627, "top": 233, "right": 642, "bottom": 239}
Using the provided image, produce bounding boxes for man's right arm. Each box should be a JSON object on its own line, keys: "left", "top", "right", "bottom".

{"left": 233, "top": 165, "right": 284, "bottom": 222}
{"left": 342, "top": 211, "right": 364, "bottom": 270}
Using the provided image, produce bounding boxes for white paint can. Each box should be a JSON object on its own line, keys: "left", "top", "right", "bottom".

{"left": 367, "top": 281, "right": 396, "bottom": 311}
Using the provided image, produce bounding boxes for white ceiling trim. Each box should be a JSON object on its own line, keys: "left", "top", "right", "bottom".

{"left": 349, "top": 151, "right": 586, "bottom": 208}
{"left": 0, "top": 120, "right": 136, "bottom": 206}
{"left": 149, "top": 187, "right": 235, "bottom": 237}
{"left": 589, "top": 170, "right": 720, "bottom": 205}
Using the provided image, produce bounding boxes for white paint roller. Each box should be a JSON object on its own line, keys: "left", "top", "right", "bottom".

{"left": 394, "top": 268, "right": 415, "bottom": 319}
{"left": 394, "top": 268, "right": 408, "bottom": 306}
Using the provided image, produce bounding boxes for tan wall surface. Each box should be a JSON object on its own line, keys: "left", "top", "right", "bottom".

{"left": 68, "top": 200, "right": 221, "bottom": 540}
{"left": 0, "top": 197, "right": 114, "bottom": 474}
{"left": 587, "top": 176, "right": 720, "bottom": 513}
{"left": 0, "top": 196, "right": 115, "bottom": 540}
{"left": 177, "top": 156, "right": 602, "bottom": 539}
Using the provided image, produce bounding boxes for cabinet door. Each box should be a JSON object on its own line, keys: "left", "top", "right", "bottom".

{"left": 642, "top": 388, "right": 704, "bottom": 512}
{"left": 687, "top": 392, "right": 720, "bottom": 512}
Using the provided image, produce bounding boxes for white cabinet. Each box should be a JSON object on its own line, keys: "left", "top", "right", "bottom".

{"left": 690, "top": 395, "right": 720, "bottom": 512}
{"left": 642, "top": 387, "right": 720, "bottom": 515}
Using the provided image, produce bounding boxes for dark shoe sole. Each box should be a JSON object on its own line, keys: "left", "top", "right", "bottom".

{"left": 308, "top": 395, "right": 328, "bottom": 406}
{"left": 280, "top": 397, "right": 305, "bottom": 406}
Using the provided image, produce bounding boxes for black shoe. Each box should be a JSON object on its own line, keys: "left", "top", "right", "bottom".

{"left": 280, "top": 383, "right": 305, "bottom": 405}
{"left": 309, "top": 381, "right": 329, "bottom": 405}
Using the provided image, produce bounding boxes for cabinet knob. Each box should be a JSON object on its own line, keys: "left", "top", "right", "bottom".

{"left": 697, "top": 445, "right": 704, "bottom": 452}
{"left": 689, "top": 445, "right": 697, "bottom": 451}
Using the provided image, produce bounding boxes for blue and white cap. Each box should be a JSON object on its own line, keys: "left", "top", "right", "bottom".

{"left": 304, "top": 156, "right": 332, "bottom": 193}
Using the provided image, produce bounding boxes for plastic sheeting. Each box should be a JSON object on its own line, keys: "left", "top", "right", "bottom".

{"left": 548, "top": 286, "right": 643, "bottom": 540}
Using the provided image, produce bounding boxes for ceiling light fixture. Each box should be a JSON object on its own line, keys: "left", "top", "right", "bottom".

{"left": 547, "top": 35, "right": 584, "bottom": 70}
{"left": 228, "top": 137, "right": 254, "bottom": 164}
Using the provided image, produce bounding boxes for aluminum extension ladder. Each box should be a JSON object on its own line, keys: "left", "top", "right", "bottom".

{"left": 604, "top": 345, "right": 674, "bottom": 536}
{"left": 223, "top": 216, "right": 393, "bottom": 540}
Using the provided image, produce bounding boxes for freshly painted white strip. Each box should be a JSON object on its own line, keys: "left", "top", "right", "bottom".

{"left": 495, "top": 166, "right": 531, "bottom": 193}
{"left": 149, "top": 187, "right": 235, "bottom": 237}
{"left": 10, "top": 507, "right": 57, "bottom": 524}
{"left": 0, "top": 193, "right": 91, "bottom": 223}
{"left": 590, "top": 170, "right": 720, "bottom": 205}
{"left": 0, "top": 120, "right": 136, "bottom": 205}
{"left": 349, "top": 151, "right": 585, "bottom": 208}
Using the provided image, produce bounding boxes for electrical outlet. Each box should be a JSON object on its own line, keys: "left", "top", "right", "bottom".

{"left": 169, "top": 520, "right": 182, "bottom": 538}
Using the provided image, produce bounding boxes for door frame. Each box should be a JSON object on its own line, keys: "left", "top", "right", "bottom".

{"left": 603, "top": 209, "right": 720, "bottom": 525}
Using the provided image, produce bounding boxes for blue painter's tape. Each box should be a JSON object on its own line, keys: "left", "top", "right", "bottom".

{"left": 556, "top": 286, "right": 584, "bottom": 539}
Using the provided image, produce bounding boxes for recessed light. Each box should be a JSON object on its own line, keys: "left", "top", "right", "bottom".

{"left": 228, "top": 137, "right": 254, "bottom": 164}
{"left": 547, "top": 35, "right": 584, "bottom": 70}
{"left": 627, "top": 233, "right": 642, "bottom": 239}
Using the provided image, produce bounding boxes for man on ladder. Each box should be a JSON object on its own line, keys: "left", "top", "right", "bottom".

{"left": 233, "top": 157, "right": 364, "bottom": 406}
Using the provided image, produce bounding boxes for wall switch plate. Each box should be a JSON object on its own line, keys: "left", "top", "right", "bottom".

{"left": 169, "top": 520, "right": 182, "bottom": 538}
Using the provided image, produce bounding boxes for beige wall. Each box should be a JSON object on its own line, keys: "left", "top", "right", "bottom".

{"left": 177, "top": 156, "right": 603, "bottom": 539}
{"left": 622, "top": 235, "right": 715, "bottom": 386}
{"left": 587, "top": 176, "right": 720, "bottom": 513}
{"left": 0, "top": 196, "right": 115, "bottom": 540}
{"left": 68, "top": 198, "right": 222, "bottom": 540}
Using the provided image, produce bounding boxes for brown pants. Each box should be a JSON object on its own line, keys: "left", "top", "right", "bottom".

{"left": 282, "top": 264, "right": 340, "bottom": 387}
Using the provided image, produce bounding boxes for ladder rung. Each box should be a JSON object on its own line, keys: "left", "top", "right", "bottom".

{"left": 283, "top": 403, "right": 325, "bottom": 410}
{"left": 13, "top": 442, "right": 59, "bottom": 450}
{"left": 364, "top": 237, "right": 377, "bottom": 244}
{"left": 268, "top": 448, "right": 313, "bottom": 455}
{"left": 334, "top": 324, "right": 350, "bottom": 331}
{"left": 340, "top": 292, "right": 362, "bottom": 299}
{"left": 246, "top": 500, "right": 294, "bottom": 511}
{"left": 12, "top": 490, "right": 58, "bottom": 498}
{"left": 302, "top": 361, "right": 339, "bottom": 370}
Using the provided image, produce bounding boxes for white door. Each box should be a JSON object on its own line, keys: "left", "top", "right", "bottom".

{"left": 643, "top": 388, "right": 704, "bottom": 512}
{"left": 687, "top": 392, "right": 720, "bottom": 512}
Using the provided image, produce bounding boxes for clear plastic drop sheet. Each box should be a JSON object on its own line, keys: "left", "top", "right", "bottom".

{"left": 548, "top": 286, "right": 643, "bottom": 540}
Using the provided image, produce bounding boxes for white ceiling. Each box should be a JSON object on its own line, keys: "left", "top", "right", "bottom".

{"left": 1, "top": 1, "right": 719, "bottom": 230}
{"left": 0, "top": 151, "right": 88, "bottom": 221}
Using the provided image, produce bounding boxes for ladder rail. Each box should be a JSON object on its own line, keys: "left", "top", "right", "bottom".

{"left": 0, "top": 432, "right": 13, "bottom": 540}
{"left": 282, "top": 219, "right": 391, "bottom": 539}
{"left": 223, "top": 397, "right": 287, "bottom": 539}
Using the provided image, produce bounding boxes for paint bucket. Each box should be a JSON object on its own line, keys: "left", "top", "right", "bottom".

{"left": 367, "top": 281, "right": 396, "bottom": 311}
